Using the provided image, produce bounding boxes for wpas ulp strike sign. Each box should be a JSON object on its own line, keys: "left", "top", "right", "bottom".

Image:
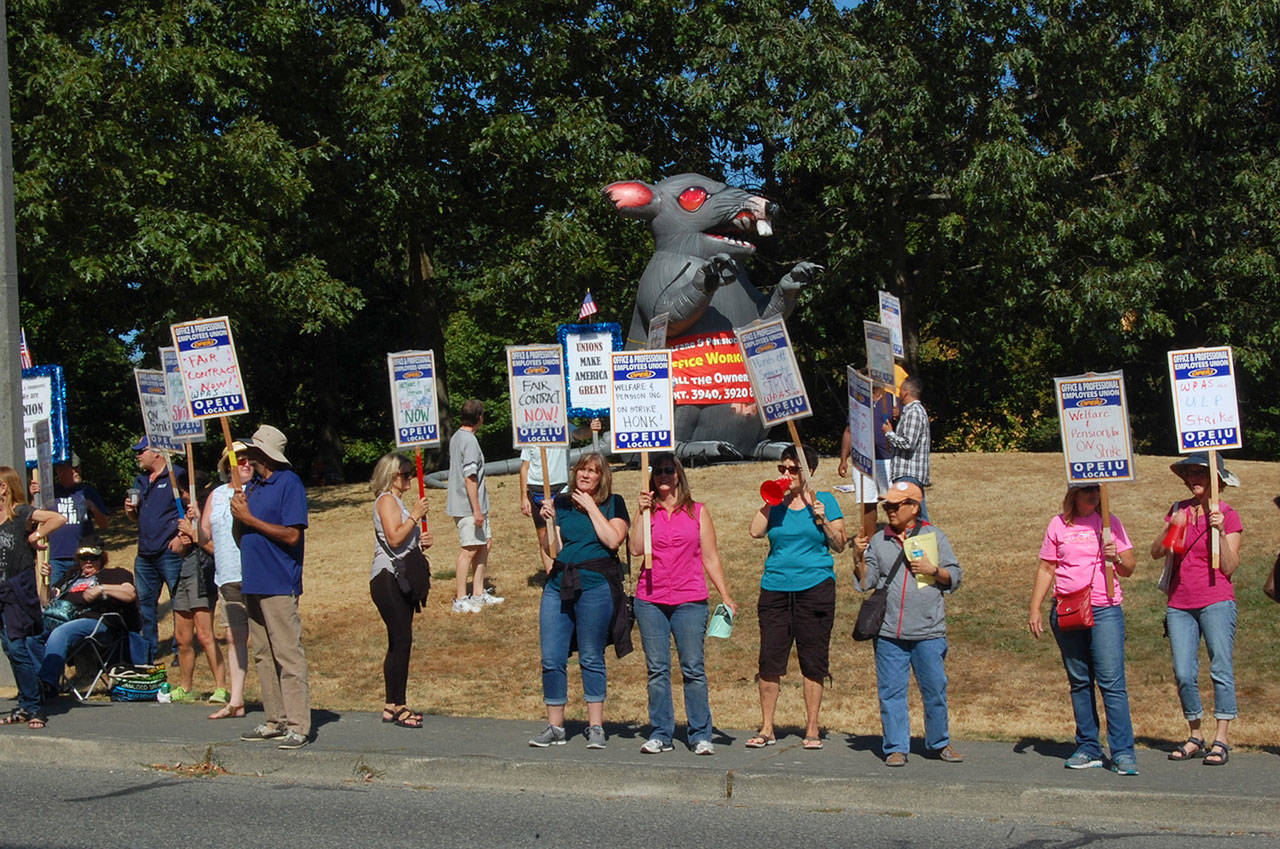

{"left": 169, "top": 317, "right": 249, "bottom": 419}
{"left": 507, "top": 345, "right": 569, "bottom": 449}
{"left": 387, "top": 351, "right": 441, "bottom": 448}
{"left": 1054, "top": 371, "right": 1134, "bottom": 483}
{"left": 134, "top": 369, "right": 181, "bottom": 453}
{"left": 160, "top": 347, "right": 206, "bottom": 443}
{"left": 846, "top": 368, "right": 875, "bottom": 481}
{"left": 610, "top": 350, "right": 675, "bottom": 453}
{"left": 735, "top": 318, "right": 810, "bottom": 427}
{"left": 1167, "top": 346, "right": 1242, "bottom": 452}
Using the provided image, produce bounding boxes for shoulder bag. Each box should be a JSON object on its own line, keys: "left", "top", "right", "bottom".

{"left": 852, "top": 540, "right": 909, "bottom": 642}
{"left": 376, "top": 531, "right": 431, "bottom": 612}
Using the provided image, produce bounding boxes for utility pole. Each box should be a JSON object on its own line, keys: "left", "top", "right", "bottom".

{"left": 0, "top": 0, "right": 25, "bottom": 470}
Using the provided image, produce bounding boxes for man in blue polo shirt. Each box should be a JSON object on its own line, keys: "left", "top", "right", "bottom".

{"left": 123, "top": 436, "right": 185, "bottom": 662}
{"left": 231, "top": 424, "right": 311, "bottom": 750}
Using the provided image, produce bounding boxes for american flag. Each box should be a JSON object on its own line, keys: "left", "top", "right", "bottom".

{"left": 18, "top": 327, "right": 32, "bottom": 369}
{"left": 578, "top": 290, "right": 598, "bottom": 320}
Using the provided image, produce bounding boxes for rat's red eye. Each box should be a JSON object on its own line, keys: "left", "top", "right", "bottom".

{"left": 677, "top": 186, "right": 708, "bottom": 212}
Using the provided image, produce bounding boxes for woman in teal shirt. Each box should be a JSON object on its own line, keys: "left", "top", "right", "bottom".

{"left": 746, "top": 445, "right": 846, "bottom": 749}
{"left": 530, "top": 452, "right": 630, "bottom": 750}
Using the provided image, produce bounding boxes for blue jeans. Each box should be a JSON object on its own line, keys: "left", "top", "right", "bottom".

{"left": 133, "top": 550, "right": 183, "bottom": 662}
{"left": 634, "top": 598, "right": 711, "bottom": 744}
{"left": 48, "top": 558, "right": 76, "bottom": 587}
{"left": 0, "top": 625, "right": 43, "bottom": 714}
{"left": 1051, "top": 603, "right": 1135, "bottom": 760}
{"left": 539, "top": 581, "right": 614, "bottom": 705}
{"left": 873, "top": 635, "right": 949, "bottom": 755}
{"left": 1166, "top": 600, "right": 1238, "bottom": 720}
{"left": 36, "top": 618, "right": 100, "bottom": 686}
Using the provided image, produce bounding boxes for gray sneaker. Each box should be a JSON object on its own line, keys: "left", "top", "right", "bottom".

{"left": 528, "top": 724, "right": 567, "bottom": 747}
{"left": 276, "top": 731, "right": 310, "bottom": 750}
{"left": 1065, "top": 751, "right": 1103, "bottom": 769}
{"left": 640, "top": 737, "right": 673, "bottom": 754}
{"left": 241, "top": 723, "right": 286, "bottom": 742}
{"left": 585, "top": 725, "right": 607, "bottom": 749}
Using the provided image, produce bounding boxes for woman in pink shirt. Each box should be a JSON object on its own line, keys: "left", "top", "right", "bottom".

{"left": 627, "top": 453, "right": 736, "bottom": 755}
{"left": 1029, "top": 483, "right": 1137, "bottom": 774}
{"left": 1150, "top": 453, "right": 1242, "bottom": 766}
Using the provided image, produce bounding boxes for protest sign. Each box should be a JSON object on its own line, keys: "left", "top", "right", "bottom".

{"left": 610, "top": 350, "right": 675, "bottom": 453}
{"left": 33, "top": 419, "right": 55, "bottom": 511}
{"left": 846, "top": 367, "right": 875, "bottom": 481}
{"left": 507, "top": 345, "right": 570, "bottom": 448}
{"left": 159, "top": 347, "right": 206, "bottom": 443}
{"left": 387, "top": 350, "right": 442, "bottom": 448}
{"left": 1054, "top": 371, "right": 1134, "bottom": 483}
{"left": 735, "top": 318, "right": 811, "bottom": 427}
{"left": 864, "top": 320, "right": 896, "bottom": 388}
{"left": 134, "top": 369, "right": 180, "bottom": 453}
{"left": 1167, "top": 346, "right": 1242, "bottom": 452}
{"left": 21, "top": 365, "right": 69, "bottom": 468}
{"left": 646, "top": 312, "right": 670, "bottom": 350}
{"left": 878, "top": 291, "right": 904, "bottom": 359}
{"left": 559, "top": 322, "right": 622, "bottom": 418}
{"left": 169, "top": 317, "right": 249, "bottom": 419}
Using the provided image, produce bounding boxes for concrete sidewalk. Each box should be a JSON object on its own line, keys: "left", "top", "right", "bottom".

{"left": 0, "top": 699, "right": 1276, "bottom": 833}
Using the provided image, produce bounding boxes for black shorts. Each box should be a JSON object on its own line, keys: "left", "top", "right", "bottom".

{"left": 757, "top": 577, "right": 836, "bottom": 681}
{"left": 527, "top": 485, "right": 565, "bottom": 529}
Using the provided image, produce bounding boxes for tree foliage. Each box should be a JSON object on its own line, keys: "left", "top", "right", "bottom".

{"left": 11, "top": 0, "right": 1280, "bottom": 491}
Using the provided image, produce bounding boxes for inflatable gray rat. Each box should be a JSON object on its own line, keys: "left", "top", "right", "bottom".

{"left": 605, "top": 173, "right": 821, "bottom": 462}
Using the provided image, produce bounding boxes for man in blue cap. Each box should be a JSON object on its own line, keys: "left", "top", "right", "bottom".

{"left": 122, "top": 436, "right": 185, "bottom": 662}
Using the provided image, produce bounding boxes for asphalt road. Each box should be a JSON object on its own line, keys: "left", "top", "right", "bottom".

{"left": 1, "top": 761, "right": 1272, "bottom": 849}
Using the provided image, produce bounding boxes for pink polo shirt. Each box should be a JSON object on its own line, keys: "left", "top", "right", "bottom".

{"left": 636, "top": 502, "right": 709, "bottom": 606}
{"left": 1039, "top": 512, "right": 1132, "bottom": 607}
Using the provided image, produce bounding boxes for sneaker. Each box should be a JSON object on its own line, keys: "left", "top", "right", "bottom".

{"left": 451, "top": 596, "right": 481, "bottom": 613}
{"left": 169, "top": 685, "right": 197, "bottom": 703}
{"left": 1065, "top": 751, "right": 1104, "bottom": 769}
{"left": 241, "top": 723, "right": 286, "bottom": 742}
{"left": 528, "top": 724, "right": 567, "bottom": 747}
{"left": 1110, "top": 756, "right": 1139, "bottom": 776}
{"left": 477, "top": 588, "right": 505, "bottom": 606}
{"left": 693, "top": 740, "right": 715, "bottom": 756}
{"left": 276, "top": 731, "right": 310, "bottom": 750}
{"left": 209, "top": 687, "right": 230, "bottom": 705}
{"left": 640, "top": 738, "right": 673, "bottom": 754}
{"left": 585, "top": 725, "right": 608, "bottom": 749}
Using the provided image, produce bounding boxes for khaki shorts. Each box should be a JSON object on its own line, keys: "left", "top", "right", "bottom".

{"left": 456, "top": 515, "right": 491, "bottom": 548}
{"left": 218, "top": 581, "right": 248, "bottom": 633}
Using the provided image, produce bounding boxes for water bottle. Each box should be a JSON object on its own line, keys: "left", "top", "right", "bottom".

{"left": 157, "top": 682, "right": 172, "bottom": 704}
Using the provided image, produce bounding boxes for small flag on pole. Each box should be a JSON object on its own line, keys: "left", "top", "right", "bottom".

{"left": 578, "top": 290, "right": 599, "bottom": 320}
{"left": 18, "top": 328, "right": 32, "bottom": 369}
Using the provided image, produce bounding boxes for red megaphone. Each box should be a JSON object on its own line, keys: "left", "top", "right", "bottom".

{"left": 760, "top": 477, "right": 790, "bottom": 506}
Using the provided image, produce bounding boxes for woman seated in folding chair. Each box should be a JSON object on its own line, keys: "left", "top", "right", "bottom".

{"left": 35, "top": 536, "right": 142, "bottom": 692}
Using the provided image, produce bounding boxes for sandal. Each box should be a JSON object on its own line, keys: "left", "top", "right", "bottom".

{"left": 1167, "top": 736, "right": 1205, "bottom": 761}
{"left": 27, "top": 714, "right": 46, "bottom": 730}
{"left": 208, "top": 704, "right": 246, "bottom": 720}
{"left": 744, "top": 731, "right": 776, "bottom": 748}
{"left": 388, "top": 707, "right": 422, "bottom": 729}
{"left": 0, "top": 709, "right": 33, "bottom": 726}
{"left": 802, "top": 736, "right": 824, "bottom": 750}
{"left": 1203, "top": 741, "right": 1230, "bottom": 766}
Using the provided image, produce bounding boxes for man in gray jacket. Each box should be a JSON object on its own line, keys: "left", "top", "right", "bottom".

{"left": 857, "top": 480, "right": 962, "bottom": 767}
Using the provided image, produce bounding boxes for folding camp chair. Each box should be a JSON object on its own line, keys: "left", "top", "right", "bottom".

{"left": 65, "top": 612, "right": 131, "bottom": 701}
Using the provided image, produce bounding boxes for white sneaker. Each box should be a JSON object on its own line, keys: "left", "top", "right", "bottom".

{"left": 451, "top": 596, "right": 481, "bottom": 613}
{"left": 693, "top": 740, "right": 715, "bottom": 756}
{"left": 477, "top": 588, "right": 505, "bottom": 606}
{"left": 640, "top": 738, "right": 673, "bottom": 754}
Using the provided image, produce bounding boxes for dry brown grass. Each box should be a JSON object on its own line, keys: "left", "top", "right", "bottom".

{"left": 82, "top": 453, "right": 1280, "bottom": 749}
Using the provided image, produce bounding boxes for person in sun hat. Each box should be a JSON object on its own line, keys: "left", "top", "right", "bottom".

{"left": 854, "top": 479, "right": 961, "bottom": 767}
{"left": 230, "top": 425, "right": 312, "bottom": 750}
{"left": 1150, "top": 452, "right": 1242, "bottom": 767}
{"left": 195, "top": 440, "right": 252, "bottom": 720}
{"left": 1029, "top": 481, "right": 1139, "bottom": 775}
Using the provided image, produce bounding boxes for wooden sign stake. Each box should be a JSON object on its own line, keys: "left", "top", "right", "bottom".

{"left": 1099, "top": 483, "right": 1115, "bottom": 600}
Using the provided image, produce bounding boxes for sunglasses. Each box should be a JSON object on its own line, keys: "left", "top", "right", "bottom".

{"left": 652, "top": 466, "right": 677, "bottom": 475}
{"left": 882, "top": 499, "right": 917, "bottom": 512}
{"left": 777, "top": 464, "right": 801, "bottom": 475}
{"left": 1076, "top": 485, "right": 1100, "bottom": 493}
{"left": 76, "top": 553, "right": 103, "bottom": 562}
